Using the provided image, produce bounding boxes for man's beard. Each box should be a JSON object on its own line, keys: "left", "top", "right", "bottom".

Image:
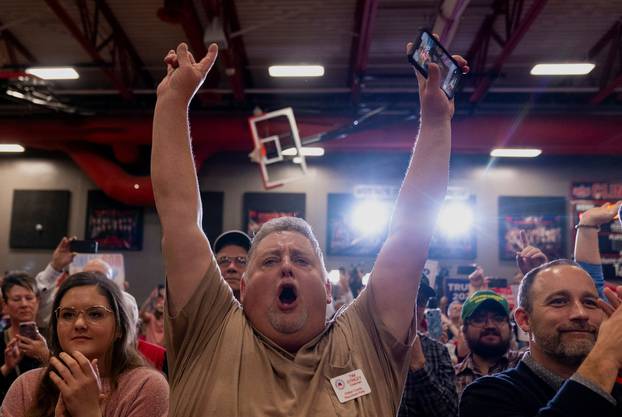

{"left": 467, "top": 329, "right": 511, "bottom": 359}
{"left": 535, "top": 323, "right": 597, "bottom": 366}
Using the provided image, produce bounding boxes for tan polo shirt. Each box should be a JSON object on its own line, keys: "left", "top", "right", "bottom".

{"left": 165, "top": 257, "right": 413, "bottom": 417}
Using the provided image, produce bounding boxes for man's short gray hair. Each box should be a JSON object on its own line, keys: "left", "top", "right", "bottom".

{"left": 517, "top": 259, "right": 583, "bottom": 313}
{"left": 247, "top": 216, "right": 327, "bottom": 275}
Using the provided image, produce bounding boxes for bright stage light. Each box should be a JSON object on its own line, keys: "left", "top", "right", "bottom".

{"left": 436, "top": 201, "right": 474, "bottom": 238}
{"left": 350, "top": 200, "right": 393, "bottom": 236}
{"left": 328, "top": 269, "right": 340, "bottom": 284}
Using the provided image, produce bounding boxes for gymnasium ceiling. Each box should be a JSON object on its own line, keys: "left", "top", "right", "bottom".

{"left": 0, "top": 0, "right": 621, "bottom": 203}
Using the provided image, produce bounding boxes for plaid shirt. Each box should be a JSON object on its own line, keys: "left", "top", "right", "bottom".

{"left": 398, "top": 333, "right": 458, "bottom": 417}
{"left": 455, "top": 350, "right": 524, "bottom": 397}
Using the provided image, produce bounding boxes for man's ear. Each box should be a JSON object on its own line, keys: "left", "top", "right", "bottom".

{"left": 514, "top": 307, "right": 531, "bottom": 333}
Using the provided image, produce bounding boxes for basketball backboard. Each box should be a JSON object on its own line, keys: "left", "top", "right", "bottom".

{"left": 248, "top": 107, "right": 308, "bottom": 189}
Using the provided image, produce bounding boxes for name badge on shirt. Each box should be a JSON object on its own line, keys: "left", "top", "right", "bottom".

{"left": 330, "top": 369, "right": 372, "bottom": 403}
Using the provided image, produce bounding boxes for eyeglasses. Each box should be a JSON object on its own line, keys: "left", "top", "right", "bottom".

{"left": 55, "top": 306, "right": 113, "bottom": 324}
{"left": 216, "top": 256, "right": 248, "bottom": 267}
{"left": 467, "top": 313, "right": 508, "bottom": 327}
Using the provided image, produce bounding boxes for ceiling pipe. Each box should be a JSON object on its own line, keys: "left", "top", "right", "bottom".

{"left": 66, "top": 148, "right": 155, "bottom": 206}
{"left": 64, "top": 144, "right": 220, "bottom": 206}
{"left": 1, "top": 114, "right": 621, "bottom": 152}
{"left": 112, "top": 144, "right": 141, "bottom": 165}
{"left": 1, "top": 114, "right": 621, "bottom": 205}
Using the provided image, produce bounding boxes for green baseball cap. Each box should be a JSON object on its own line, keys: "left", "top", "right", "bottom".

{"left": 461, "top": 290, "right": 510, "bottom": 321}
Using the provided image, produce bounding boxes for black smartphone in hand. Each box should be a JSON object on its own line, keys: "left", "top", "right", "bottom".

{"left": 69, "top": 239, "right": 98, "bottom": 253}
{"left": 408, "top": 29, "right": 462, "bottom": 99}
{"left": 19, "top": 321, "right": 38, "bottom": 340}
{"left": 457, "top": 265, "right": 478, "bottom": 275}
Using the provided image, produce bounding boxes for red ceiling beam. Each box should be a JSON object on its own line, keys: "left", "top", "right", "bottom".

{"left": 44, "top": 0, "right": 153, "bottom": 100}
{"left": 349, "top": 0, "right": 379, "bottom": 106}
{"left": 589, "top": 20, "right": 622, "bottom": 105}
{"left": 2, "top": 114, "right": 621, "bottom": 155}
{"left": 466, "top": 0, "right": 548, "bottom": 103}
{"left": 433, "top": 0, "right": 472, "bottom": 47}
{"left": 219, "top": 0, "right": 247, "bottom": 101}
{"left": 0, "top": 19, "right": 38, "bottom": 65}
{"left": 1, "top": 113, "right": 621, "bottom": 205}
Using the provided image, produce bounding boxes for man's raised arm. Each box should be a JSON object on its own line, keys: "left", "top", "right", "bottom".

{"left": 370, "top": 43, "right": 468, "bottom": 343}
{"left": 151, "top": 43, "right": 219, "bottom": 314}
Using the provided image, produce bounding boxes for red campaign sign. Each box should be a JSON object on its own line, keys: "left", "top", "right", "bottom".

{"left": 571, "top": 182, "right": 622, "bottom": 200}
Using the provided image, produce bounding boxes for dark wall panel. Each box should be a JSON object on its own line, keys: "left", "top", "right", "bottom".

{"left": 10, "top": 190, "right": 70, "bottom": 249}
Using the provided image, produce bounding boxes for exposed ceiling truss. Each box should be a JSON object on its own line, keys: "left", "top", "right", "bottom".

{"left": 349, "top": 0, "right": 379, "bottom": 106}
{"left": 44, "top": 0, "right": 155, "bottom": 100}
{"left": 589, "top": 19, "right": 622, "bottom": 105}
{"left": 464, "top": 0, "right": 548, "bottom": 103}
{"left": 0, "top": 18, "right": 38, "bottom": 66}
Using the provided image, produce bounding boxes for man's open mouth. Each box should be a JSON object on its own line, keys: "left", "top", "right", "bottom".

{"left": 278, "top": 283, "right": 298, "bottom": 309}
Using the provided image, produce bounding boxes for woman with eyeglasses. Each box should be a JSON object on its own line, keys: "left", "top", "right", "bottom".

{"left": 0, "top": 272, "right": 48, "bottom": 402}
{"left": 0, "top": 271, "right": 169, "bottom": 417}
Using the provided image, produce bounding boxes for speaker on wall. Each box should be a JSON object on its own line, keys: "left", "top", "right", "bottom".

{"left": 10, "top": 190, "right": 71, "bottom": 249}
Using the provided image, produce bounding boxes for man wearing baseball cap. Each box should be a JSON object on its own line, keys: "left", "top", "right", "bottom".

{"left": 455, "top": 290, "right": 522, "bottom": 396}
{"left": 213, "top": 230, "right": 252, "bottom": 300}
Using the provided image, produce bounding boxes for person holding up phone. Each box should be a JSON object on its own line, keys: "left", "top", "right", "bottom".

{"left": 151, "top": 37, "right": 468, "bottom": 416}
{"left": 34, "top": 237, "right": 76, "bottom": 329}
{"left": 35, "top": 237, "right": 120, "bottom": 330}
{"left": 0, "top": 272, "right": 49, "bottom": 402}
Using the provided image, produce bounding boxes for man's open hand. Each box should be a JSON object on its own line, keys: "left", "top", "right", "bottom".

{"left": 156, "top": 42, "right": 219, "bottom": 104}
{"left": 515, "top": 230, "right": 548, "bottom": 275}
{"left": 580, "top": 201, "right": 622, "bottom": 227}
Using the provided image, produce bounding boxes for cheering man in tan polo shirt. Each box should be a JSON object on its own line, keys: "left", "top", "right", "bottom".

{"left": 151, "top": 41, "right": 468, "bottom": 417}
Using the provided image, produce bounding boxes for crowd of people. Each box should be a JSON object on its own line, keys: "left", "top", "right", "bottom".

{"left": 0, "top": 39, "right": 620, "bottom": 417}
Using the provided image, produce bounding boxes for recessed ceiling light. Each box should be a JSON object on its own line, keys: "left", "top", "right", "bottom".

{"left": 0, "top": 144, "right": 25, "bottom": 153}
{"left": 282, "top": 147, "right": 325, "bottom": 157}
{"left": 25, "top": 67, "right": 79, "bottom": 80}
{"left": 530, "top": 63, "right": 594, "bottom": 76}
{"left": 269, "top": 65, "right": 324, "bottom": 77}
{"left": 490, "top": 148, "right": 542, "bottom": 158}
